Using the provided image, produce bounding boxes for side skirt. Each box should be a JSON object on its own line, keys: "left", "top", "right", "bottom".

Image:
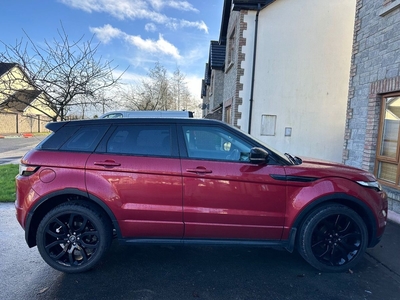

{"left": 118, "top": 238, "right": 290, "bottom": 249}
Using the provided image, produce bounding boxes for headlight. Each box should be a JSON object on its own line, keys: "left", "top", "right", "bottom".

{"left": 356, "top": 180, "right": 382, "bottom": 191}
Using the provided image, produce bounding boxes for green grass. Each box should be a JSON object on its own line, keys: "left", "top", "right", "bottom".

{"left": 0, "top": 164, "right": 19, "bottom": 202}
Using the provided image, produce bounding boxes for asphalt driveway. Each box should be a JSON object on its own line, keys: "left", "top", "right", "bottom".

{"left": 1, "top": 202, "right": 400, "bottom": 300}
{"left": 2, "top": 135, "right": 400, "bottom": 299}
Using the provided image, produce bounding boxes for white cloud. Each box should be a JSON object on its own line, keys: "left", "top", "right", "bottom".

{"left": 149, "top": 0, "right": 199, "bottom": 12}
{"left": 59, "top": 0, "right": 207, "bottom": 32}
{"left": 125, "top": 34, "right": 181, "bottom": 59}
{"left": 145, "top": 23, "right": 157, "bottom": 32}
{"left": 90, "top": 24, "right": 181, "bottom": 59}
{"left": 180, "top": 20, "right": 208, "bottom": 33}
{"left": 89, "top": 24, "right": 123, "bottom": 43}
{"left": 185, "top": 74, "right": 202, "bottom": 100}
{"left": 119, "top": 70, "right": 148, "bottom": 85}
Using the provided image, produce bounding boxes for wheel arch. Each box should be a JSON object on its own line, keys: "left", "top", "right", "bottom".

{"left": 25, "top": 188, "right": 120, "bottom": 247}
{"left": 288, "top": 193, "right": 378, "bottom": 251}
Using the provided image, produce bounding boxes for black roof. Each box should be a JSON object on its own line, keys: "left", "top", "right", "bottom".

{"left": 219, "top": 0, "right": 276, "bottom": 44}
{"left": 209, "top": 41, "right": 226, "bottom": 70}
{"left": 0, "top": 62, "right": 17, "bottom": 76}
{"left": 3, "top": 89, "right": 42, "bottom": 112}
{"left": 204, "top": 63, "right": 210, "bottom": 85}
{"left": 219, "top": 1, "right": 232, "bottom": 45}
{"left": 47, "top": 117, "right": 226, "bottom": 131}
{"left": 201, "top": 40, "right": 226, "bottom": 92}
{"left": 201, "top": 79, "right": 206, "bottom": 97}
{"left": 232, "top": 0, "right": 275, "bottom": 11}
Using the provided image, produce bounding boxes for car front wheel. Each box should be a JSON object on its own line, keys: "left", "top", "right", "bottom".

{"left": 36, "top": 202, "right": 112, "bottom": 273}
{"left": 297, "top": 204, "right": 368, "bottom": 272}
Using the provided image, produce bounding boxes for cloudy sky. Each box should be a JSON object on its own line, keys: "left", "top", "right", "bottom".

{"left": 1, "top": 0, "right": 224, "bottom": 102}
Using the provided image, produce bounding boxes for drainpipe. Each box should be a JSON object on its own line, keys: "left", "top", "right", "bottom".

{"left": 248, "top": 3, "right": 261, "bottom": 134}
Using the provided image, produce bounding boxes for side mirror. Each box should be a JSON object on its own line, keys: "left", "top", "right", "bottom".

{"left": 249, "top": 147, "right": 269, "bottom": 164}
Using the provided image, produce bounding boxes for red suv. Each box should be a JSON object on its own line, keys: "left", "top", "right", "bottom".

{"left": 15, "top": 118, "right": 388, "bottom": 273}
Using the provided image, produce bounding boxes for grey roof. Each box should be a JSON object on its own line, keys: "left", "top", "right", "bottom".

{"left": 220, "top": 0, "right": 276, "bottom": 44}
{"left": 232, "top": 0, "right": 275, "bottom": 11}
{"left": 201, "top": 79, "right": 206, "bottom": 97}
{"left": 0, "top": 62, "right": 17, "bottom": 76}
{"left": 209, "top": 41, "right": 225, "bottom": 70}
{"left": 201, "top": 41, "right": 225, "bottom": 94}
{"left": 204, "top": 63, "right": 210, "bottom": 85}
{"left": 1, "top": 89, "right": 41, "bottom": 112}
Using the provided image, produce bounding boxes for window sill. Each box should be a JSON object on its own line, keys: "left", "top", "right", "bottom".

{"left": 380, "top": 0, "right": 400, "bottom": 16}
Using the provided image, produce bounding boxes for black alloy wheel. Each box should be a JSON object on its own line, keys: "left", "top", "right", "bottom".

{"left": 36, "top": 202, "right": 112, "bottom": 273}
{"left": 298, "top": 204, "right": 368, "bottom": 272}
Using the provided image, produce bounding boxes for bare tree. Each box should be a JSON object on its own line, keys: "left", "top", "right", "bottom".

{"left": 122, "top": 62, "right": 171, "bottom": 110}
{"left": 171, "top": 67, "right": 187, "bottom": 110}
{"left": 123, "top": 62, "right": 200, "bottom": 115}
{"left": 170, "top": 66, "right": 200, "bottom": 116}
{"left": 0, "top": 26, "right": 125, "bottom": 121}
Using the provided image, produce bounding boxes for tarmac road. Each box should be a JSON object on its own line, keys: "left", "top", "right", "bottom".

{"left": 1, "top": 202, "right": 400, "bottom": 300}
{"left": 0, "top": 135, "right": 46, "bottom": 164}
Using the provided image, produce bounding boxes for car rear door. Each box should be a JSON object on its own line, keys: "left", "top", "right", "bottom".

{"left": 179, "top": 124, "right": 286, "bottom": 240}
{"left": 85, "top": 123, "right": 183, "bottom": 239}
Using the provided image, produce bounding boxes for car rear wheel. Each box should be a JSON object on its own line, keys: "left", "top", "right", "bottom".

{"left": 297, "top": 204, "right": 368, "bottom": 272}
{"left": 36, "top": 202, "right": 112, "bottom": 273}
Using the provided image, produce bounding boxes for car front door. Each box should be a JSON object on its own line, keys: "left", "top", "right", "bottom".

{"left": 179, "top": 124, "right": 286, "bottom": 240}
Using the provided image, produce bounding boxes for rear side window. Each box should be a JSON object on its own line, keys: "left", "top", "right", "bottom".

{"left": 39, "top": 126, "right": 80, "bottom": 150}
{"left": 106, "top": 125, "right": 172, "bottom": 156}
{"left": 59, "top": 126, "right": 109, "bottom": 152}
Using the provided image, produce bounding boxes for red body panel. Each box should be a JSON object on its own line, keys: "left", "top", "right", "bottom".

{"left": 15, "top": 150, "right": 89, "bottom": 227}
{"left": 85, "top": 153, "right": 184, "bottom": 238}
{"left": 281, "top": 162, "right": 388, "bottom": 239}
{"left": 181, "top": 159, "right": 286, "bottom": 239}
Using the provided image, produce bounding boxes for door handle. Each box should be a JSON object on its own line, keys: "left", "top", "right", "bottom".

{"left": 94, "top": 160, "right": 121, "bottom": 167}
{"left": 186, "top": 167, "right": 212, "bottom": 174}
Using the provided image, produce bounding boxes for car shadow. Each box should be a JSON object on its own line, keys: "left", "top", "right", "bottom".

{"left": 39, "top": 241, "right": 400, "bottom": 300}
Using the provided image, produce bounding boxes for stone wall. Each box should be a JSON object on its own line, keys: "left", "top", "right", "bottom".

{"left": 344, "top": 0, "right": 400, "bottom": 167}
{"left": 223, "top": 10, "right": 244, "bottom": 128}
{"left": 343, "top": 0, "right": 400, "bottom": 213}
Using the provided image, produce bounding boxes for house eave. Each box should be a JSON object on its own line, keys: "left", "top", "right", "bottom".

{"left": 232, "top": 0, "right": 276, "bottom": 11}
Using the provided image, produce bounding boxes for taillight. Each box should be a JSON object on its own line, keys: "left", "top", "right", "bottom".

{"left": 19, "top": 164, "right": 40, "bottom": 176}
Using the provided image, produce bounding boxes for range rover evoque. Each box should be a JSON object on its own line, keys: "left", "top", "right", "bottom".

{"left": 15, "top": 117, "right": 388, "bottom": 273}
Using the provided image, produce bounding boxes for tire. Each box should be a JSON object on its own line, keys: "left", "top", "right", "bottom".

{"left": 36, "top": 202, "right": 113, "bottom": 273}
{"left": 297, "top": 204, "right": 368, "bottom": 272}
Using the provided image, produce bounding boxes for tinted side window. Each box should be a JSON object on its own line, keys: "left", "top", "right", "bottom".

{"left": 60, "top": 126, "right": 109, "bottom": 152}
{"left": 107, "top": 125, "right": 172, "bottom": 156}
{"left": 39, "top": 126, "right": 79, "bottom": 150}
{"left": 182, "top": 125, "right": 252, "bottom": 161}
